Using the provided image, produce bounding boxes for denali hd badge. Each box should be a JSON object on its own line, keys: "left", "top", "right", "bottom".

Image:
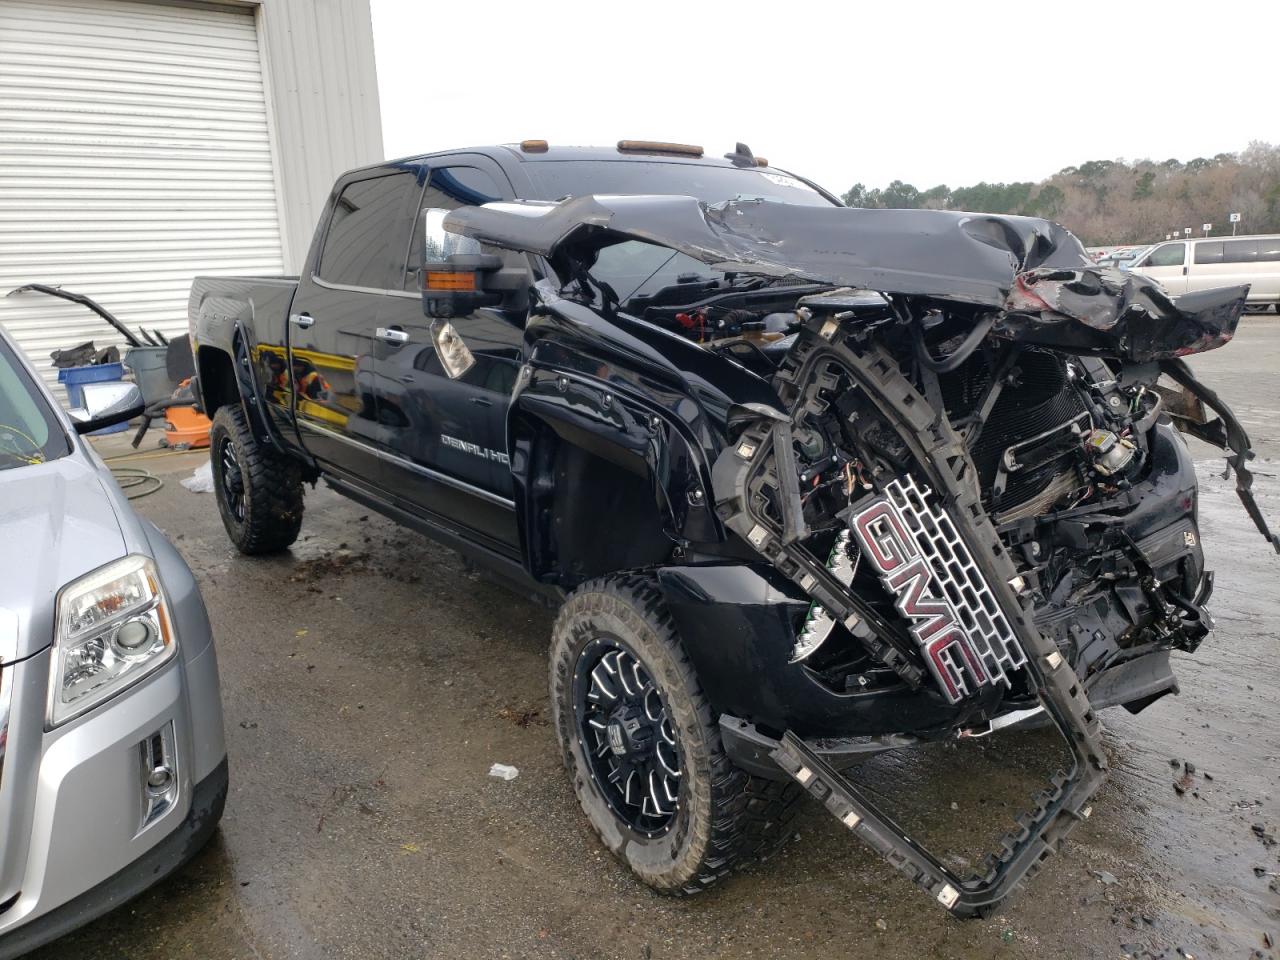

{"left": 849, "top": 476, "right": 1026, "bottom": 703}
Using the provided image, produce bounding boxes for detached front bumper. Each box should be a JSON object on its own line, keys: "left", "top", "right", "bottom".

{"left": 718, "top": 648, "right": 1178, "bottom": 780}
{"left": 658, "top": 561, "right": 1184, "bottom": 773}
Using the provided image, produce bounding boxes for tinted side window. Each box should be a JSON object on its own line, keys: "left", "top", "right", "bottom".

{"left": 319, "top": 173, "right": 417, "bottom": 289}
{"left": 1222, "top": 239, "right": 1259, "bottom": 264}
{"left": 1193, "top": 241, "right": 1223, "bottom": 265}
{"left": 1146, "top": 243, "right": 1185, "bottom": 267}
{"left": 1258, "top": 237, "right": 1280, "bottom": 262}
{"left": 402, "top": 166, "right": 506, "bottom": 291}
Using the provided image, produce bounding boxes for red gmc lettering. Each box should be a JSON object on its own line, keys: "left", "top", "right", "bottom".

{"left": 853, "top": 501, "right": 916, "bottom": 573}
{"left": 887, "top": 558, "right": 954, "bottom": 642}
{"left": 850, "top": 491, "right": 993, "bottom": 705}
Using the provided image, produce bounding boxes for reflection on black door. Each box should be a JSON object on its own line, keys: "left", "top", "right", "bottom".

{"left": 373, "top": 301, "right": 522, "bottom": 547}
{"left": 371, "top": 160, "right": 525, "bottom": 549}
{"left": 290, "top": 171, "right": 418, "bottom": 484}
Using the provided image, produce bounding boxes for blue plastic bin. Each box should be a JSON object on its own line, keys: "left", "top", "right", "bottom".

{"left": 58, "top": 362, "right": 130, "bottom": 434}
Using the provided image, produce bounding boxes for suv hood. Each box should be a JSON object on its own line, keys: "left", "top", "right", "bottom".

{"left": 0, "top": 456, "right": 126, "bottom": 662}
{"left": 446, "top": 195, "right": 1246, "bottom": 362}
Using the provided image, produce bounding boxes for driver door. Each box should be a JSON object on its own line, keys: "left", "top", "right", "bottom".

{"left": 371, "top": 158, "right": 526, "bottom": 551}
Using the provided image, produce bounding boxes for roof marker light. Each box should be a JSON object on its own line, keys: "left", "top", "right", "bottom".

{"left": 617, "top": 140, "right": 704, "bottom": 157}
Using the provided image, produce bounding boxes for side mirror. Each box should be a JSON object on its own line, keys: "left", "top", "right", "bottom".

{"left": 68, "top": 381, "right": 144, "bottom": 435}
{"left": 420, "top": 208, "right": 503, "bottom": 318}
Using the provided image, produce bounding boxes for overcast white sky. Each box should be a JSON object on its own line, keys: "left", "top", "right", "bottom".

{"left": 370, "top": 0, "right": 1277, "bottom": 197}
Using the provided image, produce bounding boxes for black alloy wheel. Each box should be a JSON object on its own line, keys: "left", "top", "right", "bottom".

{"left": 573, "top": 637, "right": 681, "bottom": 837}
{"left": 550, "top": 574, "right": 805, "bottom": 895}
{"left": 218, "top": 435, "right": 246, "bottom": 522}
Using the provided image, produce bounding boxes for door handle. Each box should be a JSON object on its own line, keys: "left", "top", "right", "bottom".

{"left": 376, "top": 327, "right": 409, "bottom": 344}
{"left": 290, "top": 313, "right": 314, "bottom": 329}
{"left": 468, "top": 397, "right": 493, "bottom": 408}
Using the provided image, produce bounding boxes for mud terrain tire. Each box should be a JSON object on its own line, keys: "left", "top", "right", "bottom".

{"left": 209, "top": 404, "right": 304, "bottom": 554}
{"left": 550, "top": 574, "right": 802, "bottom": 894}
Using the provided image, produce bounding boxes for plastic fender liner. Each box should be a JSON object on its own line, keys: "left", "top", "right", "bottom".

{"left": 710, "top": 319, "right": 1108, "bottom": 918}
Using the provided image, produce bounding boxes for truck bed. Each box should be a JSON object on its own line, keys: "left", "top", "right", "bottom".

{"left": 188, "top": 274, "right": 298, "bottom": 356}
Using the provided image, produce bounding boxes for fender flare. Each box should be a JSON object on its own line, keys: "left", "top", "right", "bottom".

{"left": 193, "top": 305, "right": 314, "bottom": 472}
{"left": 507, "top": 364, "right": 722, "bottom": 583}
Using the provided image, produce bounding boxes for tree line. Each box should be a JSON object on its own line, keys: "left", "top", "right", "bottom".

{"left": 841, "top": 142, "right": 1280, "bottom": 245}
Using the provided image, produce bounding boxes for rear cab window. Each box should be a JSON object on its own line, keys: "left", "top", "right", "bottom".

{"left": 0, "top": 337, "right": 70, "bottom": 470}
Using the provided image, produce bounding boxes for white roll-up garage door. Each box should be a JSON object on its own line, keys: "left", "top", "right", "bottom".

{"left": 0, "top": 0, "right": 285, "bottom": 399}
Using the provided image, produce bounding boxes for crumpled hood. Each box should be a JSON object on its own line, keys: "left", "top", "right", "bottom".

{"left": 0, "top": 456, "right": 126, "bottom": 662}
{"left": 446, "top": 196, "right": 1246, "bottom": 362}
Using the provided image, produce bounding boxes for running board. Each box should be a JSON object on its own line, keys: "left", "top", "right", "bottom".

{"left": 771, "top": 731, "right": 1092, "bottom": 919}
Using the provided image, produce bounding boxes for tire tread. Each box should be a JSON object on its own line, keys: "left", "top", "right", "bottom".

{"left": 210, "top": 404, "right": 304, "bottom": 554}
{"left": 551, "top": 573, "right": 802, "bottom": 895}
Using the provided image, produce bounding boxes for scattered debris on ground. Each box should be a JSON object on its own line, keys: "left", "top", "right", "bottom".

{"left": 287, "top": 550, "right": 370, "bottom": 582}
{"left": 496, "top": 706, "right": 548, "bottom": 727}
{"left": 180, "top": 460, "right": 214, "bottom": 493}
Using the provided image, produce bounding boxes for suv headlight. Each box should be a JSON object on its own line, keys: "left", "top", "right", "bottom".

{"left": 49, "top": 555, "right": 177, "bottom": 726}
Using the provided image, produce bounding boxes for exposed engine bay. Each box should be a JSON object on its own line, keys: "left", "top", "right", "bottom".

{"left": 443, "top": 195, "right": 1278, "bottom": 917}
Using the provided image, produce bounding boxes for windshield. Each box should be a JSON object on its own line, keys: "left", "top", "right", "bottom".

{"left": 521, "top": 162, "right": 835, "bottom": 301}
{"left": 0, "top": 337, "right": 70, "bottom": 469}
{"left": 522, "top": 160, "right": 836, "bottom": 207}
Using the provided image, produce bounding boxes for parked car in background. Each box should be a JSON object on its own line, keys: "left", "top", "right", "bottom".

{"left": 1130, "top": 234, "right": 1280, "bottom": 310}
{"left": 0, "top": 325, "right": 227, "bottom": 958}
{"left": 1095, "top": 244, "right": 1153, "bottom": 271}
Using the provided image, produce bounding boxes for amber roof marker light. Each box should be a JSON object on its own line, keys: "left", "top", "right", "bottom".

{"left": 617, "top": 140, "right": 704, "bottom": 157}
{"left": 520, "top": 139, "right": 549, "bottom": 153}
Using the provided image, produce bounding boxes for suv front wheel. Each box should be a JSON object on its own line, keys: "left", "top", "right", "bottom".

{"left": 550, "top": 574, "right": 801, "bottom": 894}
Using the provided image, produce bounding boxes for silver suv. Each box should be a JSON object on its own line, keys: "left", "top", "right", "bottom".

{"left": 0, "top": 326, "right": 227, "bottom": 956}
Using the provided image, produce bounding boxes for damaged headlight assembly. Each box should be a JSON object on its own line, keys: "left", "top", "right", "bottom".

{"left": 48, "top": 555, "right": 177, "bottom": 726}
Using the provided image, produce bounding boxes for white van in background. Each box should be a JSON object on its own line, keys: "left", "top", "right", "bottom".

{"left": 1130, "top": 234, "right": 1280, "bottom": 311}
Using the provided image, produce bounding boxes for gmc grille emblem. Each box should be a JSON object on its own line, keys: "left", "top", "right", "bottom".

{"left": 849, "top": 478, "right": 1025, "bottom": 702}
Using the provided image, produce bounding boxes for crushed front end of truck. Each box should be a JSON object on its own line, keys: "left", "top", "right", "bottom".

{"left": 444, "top": 196, "right": 1276, "bottom": 916}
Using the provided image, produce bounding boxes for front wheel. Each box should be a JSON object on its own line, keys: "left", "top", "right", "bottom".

{"left": 209, "top": 405, "right": 304, "bottom": 554}
{"left": 549, "top": 574, "right": 801, "bottom": 894}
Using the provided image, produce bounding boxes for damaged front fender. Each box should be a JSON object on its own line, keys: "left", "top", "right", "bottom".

{"left": 1000, "top": 268, "right": 1247, "bottom": 362}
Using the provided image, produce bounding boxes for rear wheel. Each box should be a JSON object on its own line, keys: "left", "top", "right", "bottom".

{"left": 550, "top": 574, "right": 801, "bottom": 894}
{"left": 209, "top": 405, "right": 304, "bottom": 554}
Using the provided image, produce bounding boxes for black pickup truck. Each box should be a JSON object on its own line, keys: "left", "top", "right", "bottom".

{"left": 190, "top": 140, "right": 1275, "bottom": 917}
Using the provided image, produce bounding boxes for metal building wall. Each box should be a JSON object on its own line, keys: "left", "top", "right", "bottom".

{"left": 0, "top": 0, "right": 382, "bottom": 397}
{"left": 256, "top": 0, "right": 384, "bottom": 272}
